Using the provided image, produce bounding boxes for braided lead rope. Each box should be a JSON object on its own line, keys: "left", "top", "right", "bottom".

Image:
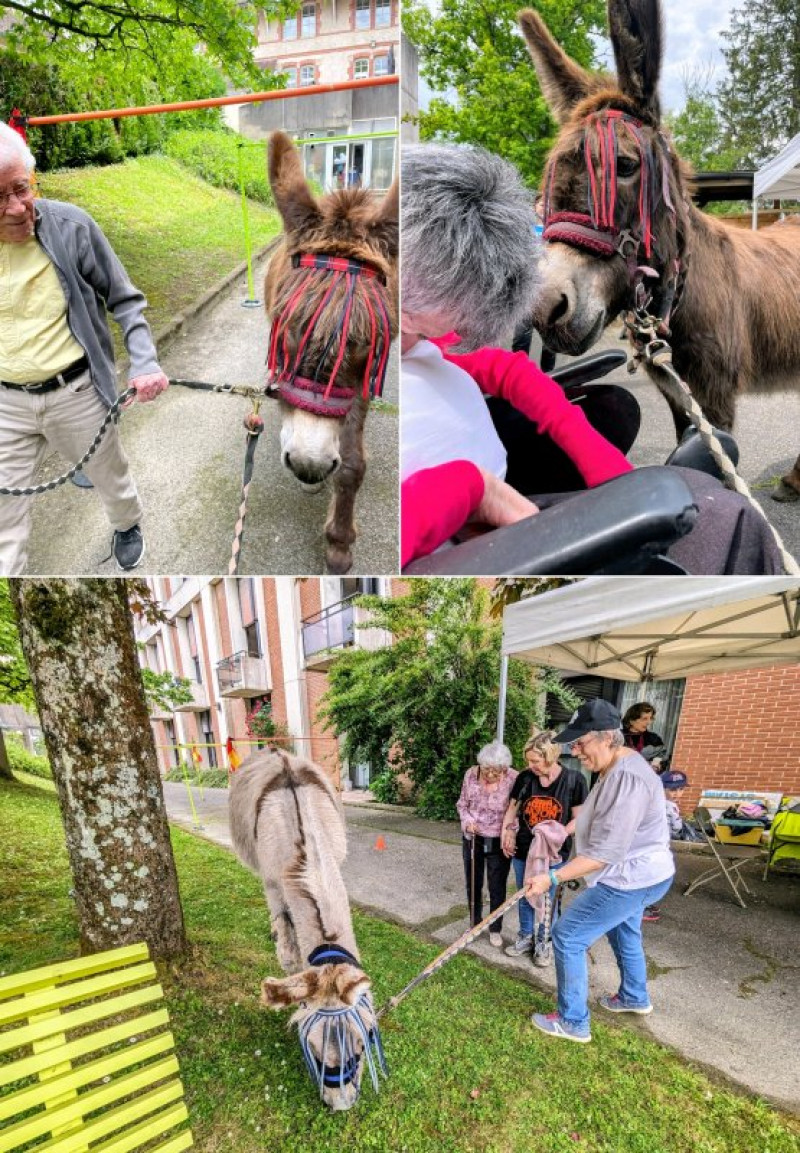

{"left": 378, "top": 885, "right": 548, "bottom": 1020}
{"left": 533, "top": 889, "right": 553, "bottom": 963}
{"left": 228, "top": 419, "right": 263, "bottom": 576}
{"left": 0, "top": 387, "right": 135, "bottom": 497}
{"left": 626, "top": 319, "right": 800, "bottom": 577}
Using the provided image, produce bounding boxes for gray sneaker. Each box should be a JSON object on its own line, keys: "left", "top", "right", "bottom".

{"left": 112, "top": 524, "right": 145, "bottom": 571}
{"left": 505, "top": 935, "right": 533, "bottom": 957}
{"left": 533, "top": 940, "right": 553, "bottom": 968}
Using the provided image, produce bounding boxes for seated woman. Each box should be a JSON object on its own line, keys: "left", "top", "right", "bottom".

{"left": 400, "top": 143, "right": 785, "bottom": 575}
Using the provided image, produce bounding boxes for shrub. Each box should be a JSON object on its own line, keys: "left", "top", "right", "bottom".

{"left": 369, "top": 768, "right": 400, "bottom": 805}
{"left": 4, "top": 732, "right": 52, "bottom": 779}
{"left": 164, "top": 765, "right": 230, "bottom": 789}
{"left": 164, "top": 129, "right": 274, "bottom": 205}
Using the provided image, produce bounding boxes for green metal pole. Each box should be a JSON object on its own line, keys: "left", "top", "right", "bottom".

{"left": 238, "top": 138, "right": 260, "bottom": 308}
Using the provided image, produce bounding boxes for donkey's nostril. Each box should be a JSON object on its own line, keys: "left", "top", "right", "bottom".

{"left": 284, "top": 452, "right": 292, "bottom": 470}
{"left": 547, "top": 293, "right": 571, "bottom": 327}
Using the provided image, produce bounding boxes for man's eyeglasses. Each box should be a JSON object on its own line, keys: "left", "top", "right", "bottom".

{"left": 570, "top": 734, "right": 598, "bottom": 754}
{"left": 0, "top": 180, "right": 36, "bottom": 211}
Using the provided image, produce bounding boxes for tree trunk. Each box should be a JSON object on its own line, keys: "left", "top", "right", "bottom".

{"left": 10, "top": 579, "right": 187, "bottom": 959}
{"left": 0, "top": 730, "right": 12, "bottom": 779}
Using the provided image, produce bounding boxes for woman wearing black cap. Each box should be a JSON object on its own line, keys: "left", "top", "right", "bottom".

{"left": 524, "top": 699, "right": 675, "bottom": 1044}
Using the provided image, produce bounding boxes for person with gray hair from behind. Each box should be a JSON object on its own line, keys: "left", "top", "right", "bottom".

{"left": 0, "top": 121, "right": 169, "bottom": 575}
{"left": 400, "top": 143, "right": 634, "bottom": 568}
{"left": 456, "top": 739, "right": 518, "bottom": 948}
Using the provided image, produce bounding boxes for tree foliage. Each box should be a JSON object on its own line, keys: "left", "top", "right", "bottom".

{"left": 0, "top": 580, "right": 34, "bottom": 712}
{"left": 718, "top": 0, "right": 800, "bottom": 168}
{"left": 320, "top": 579, "right": 578, "bottom": 820}
{"left": 403, "top": 0, "right": 605, "bottom": 187}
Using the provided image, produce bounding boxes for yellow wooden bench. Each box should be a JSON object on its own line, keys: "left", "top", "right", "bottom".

{"left": 0, "top": 942, "right": 193, "bottom": 1153}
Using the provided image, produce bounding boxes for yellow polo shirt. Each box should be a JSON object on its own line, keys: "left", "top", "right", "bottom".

{"left": 0, "top": 236, "right": 84, "bottom": 383}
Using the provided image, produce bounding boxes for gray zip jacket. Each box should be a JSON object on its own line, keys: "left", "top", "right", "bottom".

{"left": 33, "top": 199, "right": 160, "bottom": 407}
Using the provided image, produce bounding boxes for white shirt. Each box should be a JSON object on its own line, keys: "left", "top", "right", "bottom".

{"left": 401, "top": 339, "right": 507, "bottom": 482}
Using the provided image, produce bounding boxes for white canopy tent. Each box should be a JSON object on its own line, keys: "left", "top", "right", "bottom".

{"left": 496, "top": 577, "right": 800, "bottom": 737}
{"left": 751, "top": 132, "right": 800, "bottom": 229}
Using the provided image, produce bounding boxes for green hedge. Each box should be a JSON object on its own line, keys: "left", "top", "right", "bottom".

{"left": 4, "top": 733, "right": 52, "bottom": 780}
{"left": 164, "top": 766, "right": 230, "bottom": 789}
{"left": 164, "top": 129, "right": 274, "bottom": 205}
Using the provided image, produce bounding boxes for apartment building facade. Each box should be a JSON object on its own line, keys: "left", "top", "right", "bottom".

{"left": 136, "top": 577, "right": 395, "bottom": 785}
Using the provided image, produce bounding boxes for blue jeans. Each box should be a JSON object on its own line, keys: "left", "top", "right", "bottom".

{"left": 552, "top": 875, "right": 674, "bottom": 1030}
{"left": 512, "top": 856, "right": 564, "bottom": 940}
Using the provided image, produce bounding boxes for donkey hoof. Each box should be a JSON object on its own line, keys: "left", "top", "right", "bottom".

{"left": 326, "top": 547, "right": 353, "bottom": 575}
{"left": 771, "top": 479, "right": 800, "bottom": 503}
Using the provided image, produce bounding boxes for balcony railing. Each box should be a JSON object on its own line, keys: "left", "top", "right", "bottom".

{"left": 301, "top": 598, "right": 356, "bottom": 666}
{"left": 216, "top": 651, "right": 272, "bottom": 698}
{"left": 174, "top": 681, "right": 210, "bottom": 712}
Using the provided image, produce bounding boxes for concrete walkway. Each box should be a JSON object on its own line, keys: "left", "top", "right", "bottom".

{"left": 163, "top": 782, "right": 800, "bottom": 1115}
{"left": 25, "top": 253, "right": 399, "bottom": 576}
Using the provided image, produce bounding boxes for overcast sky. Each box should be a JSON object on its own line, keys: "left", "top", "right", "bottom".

{"left": 417, "top": 0, "right": 742, "bottom": 114}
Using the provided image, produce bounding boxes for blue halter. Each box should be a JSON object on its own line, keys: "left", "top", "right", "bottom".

{"left": 296, "top": 945, "right": 388, "bottom": 1102}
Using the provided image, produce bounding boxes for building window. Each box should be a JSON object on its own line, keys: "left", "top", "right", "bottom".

{"left": 373, "top": 54, "right": 390, "bottom": 76}
{"left": 186, "top": 613, "right": 201, "bottom": 683}
{"left": 284, "top": 66, "right": 298, "bottom": 87}
{"left": 199, "top": 711, "right": 217, "bottom": 767}
{"left": 354, "top": 57, "right": 369, "bottom": 79}
{"left": 301, "top": 2, "right": 315, "bottom": 36}
{"left": 283, "top": 13, "right": 297, "bottom": 39}
{"left": 165, "top": 721, "right": 180, "bottom": 769}
{"left": 299, "top": 64, "right": 315, "bottom": 86}
{"left": 238, "top": 578, "right": 262, "bottom": 659}
{"left": 355, "top": 0, "right": 370, "bottom": 28}
{"left": 375, "top": 0, "right": 390, "bottom": 26}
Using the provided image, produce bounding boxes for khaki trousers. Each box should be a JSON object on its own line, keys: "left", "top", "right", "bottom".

{"left": 0, "top": 370, "right": 142, "bottom": 575}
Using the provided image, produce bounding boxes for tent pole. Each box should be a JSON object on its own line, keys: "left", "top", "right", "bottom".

{"left": 751, "top": 197, "right": 758, "bottom": 231}
{"left": 496, "top": 655, "right": 509, "bottom": 743}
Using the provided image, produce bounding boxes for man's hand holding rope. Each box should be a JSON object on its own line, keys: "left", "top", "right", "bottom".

{"left": 122, "top": 370, "right": 170, "bottom": 407}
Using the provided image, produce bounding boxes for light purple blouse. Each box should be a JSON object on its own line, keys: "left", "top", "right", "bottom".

{"left": 456, "top": 766, "right": 518, "bottom": 837}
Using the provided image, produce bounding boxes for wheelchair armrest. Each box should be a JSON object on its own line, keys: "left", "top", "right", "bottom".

{"left": 403, "top": 467, "right": 697, "bottom": 576}
{"left": 549, "top": 349, "right": 628, "bottom": 389}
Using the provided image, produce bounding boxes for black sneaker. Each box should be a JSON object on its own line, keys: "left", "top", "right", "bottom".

{"left": 112, "top": 524, "right": 145, "bottom": 571}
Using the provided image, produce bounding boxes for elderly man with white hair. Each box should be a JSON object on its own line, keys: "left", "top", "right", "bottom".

{"left": 0, "top": 121, "right": 169, "bottom": 574}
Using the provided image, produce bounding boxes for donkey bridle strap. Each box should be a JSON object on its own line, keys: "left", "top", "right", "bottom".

{"left": 292, "top": 252, "right": 386, "bottom": 284}
{"left": 308, "top": 943, "right": 361, "bottom": 968}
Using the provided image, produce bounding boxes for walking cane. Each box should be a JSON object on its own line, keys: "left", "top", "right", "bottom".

{"left": 470, "top": 834, "right": 477, "bottom": 928}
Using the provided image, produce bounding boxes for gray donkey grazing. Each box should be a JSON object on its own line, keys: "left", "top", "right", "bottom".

{"left": 229, "top": 749, "right": 385, "bottom": 1110}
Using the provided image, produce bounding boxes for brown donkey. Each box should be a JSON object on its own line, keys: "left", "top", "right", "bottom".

{"left": 519, "top": 0, "right": 800, "bottom": 501}
{"left": 229, "top": 749, "right": 386, "bottom": 1110}
{"left": 265, "top": 132, "right": 399, "bottom": 570}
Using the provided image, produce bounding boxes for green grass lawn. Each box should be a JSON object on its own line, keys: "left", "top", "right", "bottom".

{"left": 2, "top": 776, "right": 798, "bottom": 1153}
{"left": 37, "top": 156, "right": 282, "bottom": 341}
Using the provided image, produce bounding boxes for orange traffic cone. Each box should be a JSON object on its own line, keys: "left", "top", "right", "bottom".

{"left": 373, "top": 834, "right": 387, "bottom": 851}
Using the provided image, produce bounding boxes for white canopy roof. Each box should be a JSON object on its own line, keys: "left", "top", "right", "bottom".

{"left": 753, "top": 132, "right": 800, "bottom": 200}
{"left": 501, "top": 577, "right": 800, "bottom": 682}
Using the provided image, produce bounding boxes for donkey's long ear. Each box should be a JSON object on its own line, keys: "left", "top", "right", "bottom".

{"left": 268, "top": 131, "right": 322, "bottom": 237}
{"left": 518, "top": 8, "right": 595, "bottom": 124}
{"left": 608, "top": 0, "right": 663, "bottom": 121}
{"left": 260, "top": 970, "right": 318, "bottom": 1009}
{"left": 368, "top": 178, "right": 399, "bottom": 259}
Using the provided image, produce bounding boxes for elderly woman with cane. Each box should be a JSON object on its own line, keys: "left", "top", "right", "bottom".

{"left": 524, "top": 700, "right": 675, "bottom": 1043}
{"left": 456, "top": 741, "right": 518, "bottom": 948}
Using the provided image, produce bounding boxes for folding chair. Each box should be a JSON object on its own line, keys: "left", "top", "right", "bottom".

{"left": 763, "top": 800, "right": 800, "bottom": 881}
{"left": 683, "top": 806, "right": 759, "bottom": 908}
{"left": 0, "top": 942, "right": 193, "bottom": 1153}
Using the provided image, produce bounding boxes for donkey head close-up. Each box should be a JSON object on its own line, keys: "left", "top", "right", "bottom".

{"left": 265, "top": 131, "right": 398, "bottom": 493}
{"left": 519, "top": 0, "right": 691, "bottom": 356}
{"left": 260, "top": 944, "right": 385, "bottom": 1112}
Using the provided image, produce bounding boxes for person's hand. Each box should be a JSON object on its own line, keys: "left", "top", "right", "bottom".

{"left": 524, "top": 872, "right": 551, "bottom": 900}
{"left": 501, "top": 829, "right": 516, "bottom": 857}
{"left": 465, "top": 822, "right": 478, "bottom": 835}
{"left": 471, "top": 469, "right": 538, "bottom": 528}
{"left": 125, "top": 371, "right": 170, "bottom": 406}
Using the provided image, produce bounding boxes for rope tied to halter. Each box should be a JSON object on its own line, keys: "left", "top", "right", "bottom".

{"left": 625, "top": 311, "right": 800, "bottom": 576}
{"left": 296, "top": 944, "right": 387, "bottom": 1102}
{"left": 267, "top": 252, "right": 392, "bottom": 419}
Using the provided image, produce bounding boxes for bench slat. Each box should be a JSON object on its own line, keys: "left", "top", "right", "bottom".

{"left": 0, "top": 965, "right": 157, "bottom": 1028}
{"left": 22, "top": 1090, "right": 186, "bottom": 1153}
{"left": 82, "top": 1111, "right": 192, "bottom": 1153}
{"left": 0, "top": 986, "right": 163, "bottom": 1055}
{"left": 0, "top": 948, "right": 150, "bottom": 1003}
{"left": 0, "top": 1009, "right": 170, "bottom": 1089}
{"left": 0, "top": 1056, "right": 179, "bottom": 1150}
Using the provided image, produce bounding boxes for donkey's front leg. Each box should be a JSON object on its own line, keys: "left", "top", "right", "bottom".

{"left": 324, "top": 401, "right": 367, "bottom": 573}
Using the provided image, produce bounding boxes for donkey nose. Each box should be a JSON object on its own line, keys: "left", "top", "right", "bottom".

{"left": 546, "top": 292, "right": 572, "bottom": 328}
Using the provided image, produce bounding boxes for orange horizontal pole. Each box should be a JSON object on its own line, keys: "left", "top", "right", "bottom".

{"left": 26, "top": 74, "right": 398, "bottom": 126}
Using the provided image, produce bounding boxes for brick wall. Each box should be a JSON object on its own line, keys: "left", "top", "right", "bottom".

{"left": 671, "top": 663, "right": 800, "bottom": 812}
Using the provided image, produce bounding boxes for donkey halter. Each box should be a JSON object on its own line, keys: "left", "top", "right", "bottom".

{"left": 296, "top": 944, "right": 387, "bottom": 1103}
{"left": 267, "top": 253, "right": 392, "bottom": 419}
{"left": 542, "top": 108, "right": 683, "bottom": 331}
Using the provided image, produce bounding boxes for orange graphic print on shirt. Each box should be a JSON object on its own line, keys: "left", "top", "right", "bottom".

{"left": 522, "top": 795, "right": 564, "bottom": 830}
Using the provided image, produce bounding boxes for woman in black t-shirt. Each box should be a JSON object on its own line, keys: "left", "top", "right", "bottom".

{"left": 501, "top": 731, "right": 588, "bottom": 964}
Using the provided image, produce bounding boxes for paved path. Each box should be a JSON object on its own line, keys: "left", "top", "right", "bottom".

{"left": 525, "top": 326, "right": 800, "bottom": 565}
{"left": 163, "top": 782, "right": 800, "bottom": 1114}
{"left": 25, "top": 254, "right": 399, "bottom": 575}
